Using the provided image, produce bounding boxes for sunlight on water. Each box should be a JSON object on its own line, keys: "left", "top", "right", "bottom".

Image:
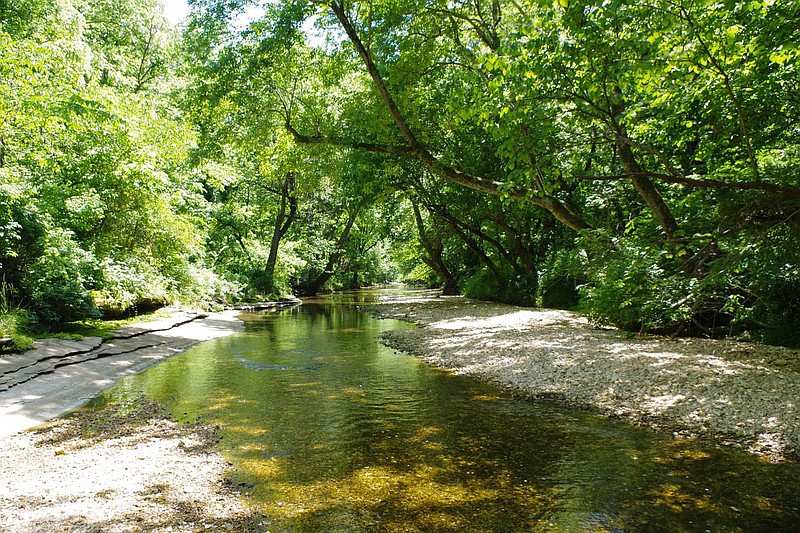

{"left": 91, "top": 290, "right": 800, "bottom": 531}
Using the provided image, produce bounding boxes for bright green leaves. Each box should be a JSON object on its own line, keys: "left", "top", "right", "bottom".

{"left": 769, "top": 43, "right": 799, "bottom": 66}
{"left": 82, "top": 0, "right": 176, "bottom": 92}
{"left": 484, "top": 54, "right": 508, "bottom": 74}
{"left": 173, "top": 0, "right": 800, "bottom": 339}
{"left": 0, "top": 0, "right": 221, "bottom": 322}
{"left": 24, "top": 227, "right": 103, "bottom": 323}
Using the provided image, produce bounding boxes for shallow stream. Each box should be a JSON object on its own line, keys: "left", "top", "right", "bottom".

{"left": 90, "top": 290, "right": 800, "bottom": 531}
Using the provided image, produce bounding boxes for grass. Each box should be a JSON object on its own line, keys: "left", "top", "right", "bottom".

{"left": 40, "top": 307, "right": 176, "bottom": 341}
{"left": 0, "top": 279, "right": 35, "bottom": 352}
{"left": 0, "top": 309, "right": 35, "bottom": 352}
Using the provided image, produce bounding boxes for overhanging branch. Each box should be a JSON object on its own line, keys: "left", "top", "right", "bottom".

{"left": 577, "top": 172, "right": 800, "bottom": 200}
{"left": 281, "top": 2, "right": 594, "bottom": 233}
{"left": 286, "top": 116, "right": 591, "bottom": 231}
{"left": 284, "top": 121, "right": 421, "bottom": 156}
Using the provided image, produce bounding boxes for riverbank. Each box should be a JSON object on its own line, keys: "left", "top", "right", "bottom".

{"left": 3, "top": 293, "right": 800, "bottom": 530}
{"left": 0, "top": 310, "right": 265, "bottom": 531}
{"left": 0, "top": 398, "right": 265, "bottom": 532}
{"left": 0, "top": 310, "right": 244, "bottom": 436}
{"left": 367, "top": 291, "right": 800, "bottom": 461}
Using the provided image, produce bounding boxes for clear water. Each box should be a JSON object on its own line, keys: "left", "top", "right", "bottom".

{"left": 89, "top": 290, "right": 800, "bottom": 531}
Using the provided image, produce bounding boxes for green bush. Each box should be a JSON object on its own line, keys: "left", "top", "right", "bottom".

{"left": 0, "top": 280, "right": 34, "bottom": 351}
{"left": 462, "top": 267, "right": 537, "bottom": 307}
{"left": 167, "top": 263, "right": 244, "bottom": 308}
{"left": 574, "top": 225, "right": 800, "bottom": 343}
{"left": 0, "top": 309, "right": 34, "bottom": 351}
{"left": 577, "top": 235, "right": 694, "bottom": 332}
{"left": 22, "top": 230, "right": 101, "bottom": 323}
{"left": 28, "top": 278, "right": 100, "bottom": 324}
{"left": 711, "top": 230, "right": 800, "bottom": 346}
{"left": 92, "top": 258, "right": 168, "bottom": 316}
{"left": 538, "top": 249, "right": 583, "bottom": 309}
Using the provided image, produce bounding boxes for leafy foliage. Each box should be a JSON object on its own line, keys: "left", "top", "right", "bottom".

{"left": 0, "top": 278, "right": 33, "bottom": 351}
{"left": 577, "top": 233, "right": 694, "bottom": 332}
{"left": 0, "top": 0, "right": 221, "bottom": 326}
{"left": 1, "top": 0, "right": 799, "bottom": 347}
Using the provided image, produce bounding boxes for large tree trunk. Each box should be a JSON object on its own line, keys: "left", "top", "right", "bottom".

{"left": 491, "top": 205, "right": 539, "bottom": 286}
{"left": 413, "top": 203, "right": 459, "bottom": 295}
{"left": 305, "top": 208, "right": 358, "bottom": 295}
{"left": 426, "top": 204, "right": 507, "bottom": 281}
{"left": 611, "top": 94, "right": 706, "bottom": 278}
{"left": 433, "top": 212, "right": 502, "bottom": 280}
{"left": 261, "top": 174, "right": 297, "bottom": 294}
{"left": 620, "top": 143, "right": 680, "bottom": 243}
{"left": 611, "top": 95, "right": 680, "bottom": 243}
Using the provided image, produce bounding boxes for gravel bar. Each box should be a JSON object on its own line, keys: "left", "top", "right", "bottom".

{"left": 367, "top": 291, "right": 800, "bottom": 461}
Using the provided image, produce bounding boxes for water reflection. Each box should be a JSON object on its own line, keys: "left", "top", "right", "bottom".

{"left": 92, "top": 292, "right": 800, "bottom": 531}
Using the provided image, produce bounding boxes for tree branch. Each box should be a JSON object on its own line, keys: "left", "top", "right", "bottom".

{"left": 284, "top": 120, "right": 421, "bottom": 156}
{"left": 576, "top": 172, "right": 800, "bottom": 199}
{"left": 330, "top": 1, "right": 421, "bottom": 147}
{"left": 292, "top": 2, "right": 594, "bottom": 233}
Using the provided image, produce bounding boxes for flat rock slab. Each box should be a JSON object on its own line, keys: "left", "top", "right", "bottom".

{"left": 0, "top": 337, "right": 104, "bottom": 387}
{"left": 109, "top": 311, "right": 205, "bottom": 338}
{"left": 0, "top": 311, "right": 243, "bottom": 437}
{"left": 0, "top": 312, "right": 209, "bottom": 393}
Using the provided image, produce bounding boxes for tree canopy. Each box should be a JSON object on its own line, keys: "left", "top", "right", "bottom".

{"left": 1, "top": 0, "right": 799, "bottom": 345}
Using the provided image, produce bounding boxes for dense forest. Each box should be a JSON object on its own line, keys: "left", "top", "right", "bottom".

{"left": 1, "top": 0, "right": 798, "bottom": 348}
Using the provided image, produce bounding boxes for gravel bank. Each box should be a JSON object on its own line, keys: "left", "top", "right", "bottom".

{"left": 0, "top": 310, "right": 261, "bottom": 531}
{"left": 0, "top": 399, "right": 265, "bottom": 532}
{"left": 368, "top": 291, "right": 800, "bottom": 461}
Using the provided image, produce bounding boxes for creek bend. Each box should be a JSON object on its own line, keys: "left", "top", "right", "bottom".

{"left": 86, "top": 290, "right": 800, "bottom": 531}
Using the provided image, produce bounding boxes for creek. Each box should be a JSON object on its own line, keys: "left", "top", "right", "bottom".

{"left": 88, "top": 289, "right": 800, "bottom": 531}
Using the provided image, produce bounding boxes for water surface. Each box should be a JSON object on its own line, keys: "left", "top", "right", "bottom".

{"left": 92, "top": 290, "right": 800, "bottom": 531}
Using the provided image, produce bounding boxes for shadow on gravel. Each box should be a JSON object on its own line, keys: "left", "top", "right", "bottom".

{"left": 14, "top": 397, "right": 272, "bottom": 532}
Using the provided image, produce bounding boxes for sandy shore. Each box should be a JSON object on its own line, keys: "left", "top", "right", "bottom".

{"left": 367, "top": 291, "right": 800, "bottom": 461}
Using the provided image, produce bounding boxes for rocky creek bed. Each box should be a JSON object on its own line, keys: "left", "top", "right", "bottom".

{"left": 2, "top": 294, "right": 800, "bottom": 531}
{"left": 367, "top": 292, "right": 800, "bottom": 461}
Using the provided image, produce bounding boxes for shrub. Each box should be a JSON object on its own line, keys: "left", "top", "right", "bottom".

{"left": 167, "top": 263, "right": 244, "bottom": 308}
{"left": 22, "top": 229, "right": 100, "bottom": 323}
{"left": 538, "top": 249, "right": 583, "bottom": 309}
{"left": 91, "top": 258, "right": 169, "bottom": 317}
{"left": 575, "top": 225, "right": 800, "bottom": 343}
{"left": 0, "top": 279, "right": 34, "bottom": 351}
{"left": 462, "top": 267, "right": 537, "bottom": 307}
{"left": 577, "top": 234, "right": 694, "bottom": 333}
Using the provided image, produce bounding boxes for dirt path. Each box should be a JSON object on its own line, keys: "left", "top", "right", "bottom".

{"left": 368, "top": 291, "right": 800, "bottom": 461}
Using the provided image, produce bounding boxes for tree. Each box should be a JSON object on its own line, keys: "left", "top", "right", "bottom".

{"left": 0, "top": 0, "right": 225, "bottom": 322}
{"left": 263, "top": 0, "right": 800, "bottom": 337}
{"left": 411, "top": 201, "right": 459, "bottom": 295}
{"left": 8, "top": 0, "right": 795, "bottom": 342}
{"left": 82, "top": 0, "right": 175, "bottom": 92}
